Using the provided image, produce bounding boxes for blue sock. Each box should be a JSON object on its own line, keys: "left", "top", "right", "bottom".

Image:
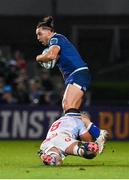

{"left": 88, "top": 123, "right": 100, "bottom": 139}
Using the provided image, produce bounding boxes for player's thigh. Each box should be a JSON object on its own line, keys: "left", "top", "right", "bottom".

{"left": 62, "top": 84, "right": 84, "bottom": 108}
{"left": 54, "top": 134, "right": 78, "bottom": 152}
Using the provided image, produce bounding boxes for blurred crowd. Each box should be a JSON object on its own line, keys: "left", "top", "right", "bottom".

{"left": 0, "top": 49, "right": 64, "bottom": 106}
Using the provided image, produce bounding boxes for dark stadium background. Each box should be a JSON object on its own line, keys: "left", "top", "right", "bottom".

{"left": 0, "top": 0, "right": 129, "bottom": 141}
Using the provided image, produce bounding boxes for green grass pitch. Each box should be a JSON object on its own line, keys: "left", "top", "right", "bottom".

{"left": 0, "top": 140, "right": 129, "bottom": 179}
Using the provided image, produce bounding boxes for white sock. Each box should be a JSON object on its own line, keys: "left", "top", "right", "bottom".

{"left": 73, "top": 145, "right": 83, "bottom": 156}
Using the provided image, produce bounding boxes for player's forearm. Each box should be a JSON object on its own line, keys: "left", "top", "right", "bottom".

{"left": 36, "top": 53, "right": 57, "bottom": 62}
{"left": 36, "top": 54, "right": 51, "bottom": 62}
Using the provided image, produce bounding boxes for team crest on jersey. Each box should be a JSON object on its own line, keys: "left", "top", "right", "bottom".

{"left": 50, "top": 38, "right": 58, "bottom": 45}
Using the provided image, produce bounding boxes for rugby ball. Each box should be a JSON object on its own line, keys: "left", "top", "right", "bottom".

{"left": 39, "top": 48, "right": 57, "bottom": 69}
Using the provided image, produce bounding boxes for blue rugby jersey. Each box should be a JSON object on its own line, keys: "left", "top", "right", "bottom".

{"left": 48, "top": 33, "right": 88, "bottom": 80}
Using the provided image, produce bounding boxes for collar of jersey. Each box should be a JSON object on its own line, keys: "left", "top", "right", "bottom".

{"left": 64, "top": 113, "right": 81, "bottom": 117}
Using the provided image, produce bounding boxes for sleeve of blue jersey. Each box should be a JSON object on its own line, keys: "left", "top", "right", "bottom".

{"left": 49, "top": 37, "right": 61, "bottom": 49}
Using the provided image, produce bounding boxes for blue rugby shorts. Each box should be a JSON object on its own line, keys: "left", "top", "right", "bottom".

{"left": 65, "top": 69, "right": 91, "bottom": 92}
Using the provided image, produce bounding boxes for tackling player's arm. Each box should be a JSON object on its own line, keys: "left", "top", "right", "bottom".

{"left": 36, "top": 45, "right": 60, "bottom": 62}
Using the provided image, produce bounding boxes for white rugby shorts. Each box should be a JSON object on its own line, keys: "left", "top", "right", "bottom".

{"left": 40, "top": 133, "right": 78, "bottom": 158}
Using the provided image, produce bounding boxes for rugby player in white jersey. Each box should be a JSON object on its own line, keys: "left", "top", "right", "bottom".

{"left": 38, "top": 115, "right": 99, "bottom": 166}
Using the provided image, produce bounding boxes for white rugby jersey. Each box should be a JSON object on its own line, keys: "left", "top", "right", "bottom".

{"left": 46, "top": 116, "right": 87, "bottom": 139}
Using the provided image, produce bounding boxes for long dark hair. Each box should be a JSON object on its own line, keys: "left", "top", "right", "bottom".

{"left": 37, "top": 16, "right": 54, "bottom": 31}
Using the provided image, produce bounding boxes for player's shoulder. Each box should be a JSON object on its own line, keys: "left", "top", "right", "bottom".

{"left": 54, "top": 33, "right": 65, "bottom": 37}
{"left": 53, "top": 33, "right": 67, "bottom": 41}
{"left": 49, "top": 33, "right": 68, "bottom": 46}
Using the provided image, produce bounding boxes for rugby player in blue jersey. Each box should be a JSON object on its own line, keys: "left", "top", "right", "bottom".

{"left": 36, "top": 16, "right": 108, "bottom": 154}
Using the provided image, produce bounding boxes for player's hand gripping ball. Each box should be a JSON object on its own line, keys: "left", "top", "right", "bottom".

{"left": 39, "top": 48, "right": 57, "bottom": 69}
